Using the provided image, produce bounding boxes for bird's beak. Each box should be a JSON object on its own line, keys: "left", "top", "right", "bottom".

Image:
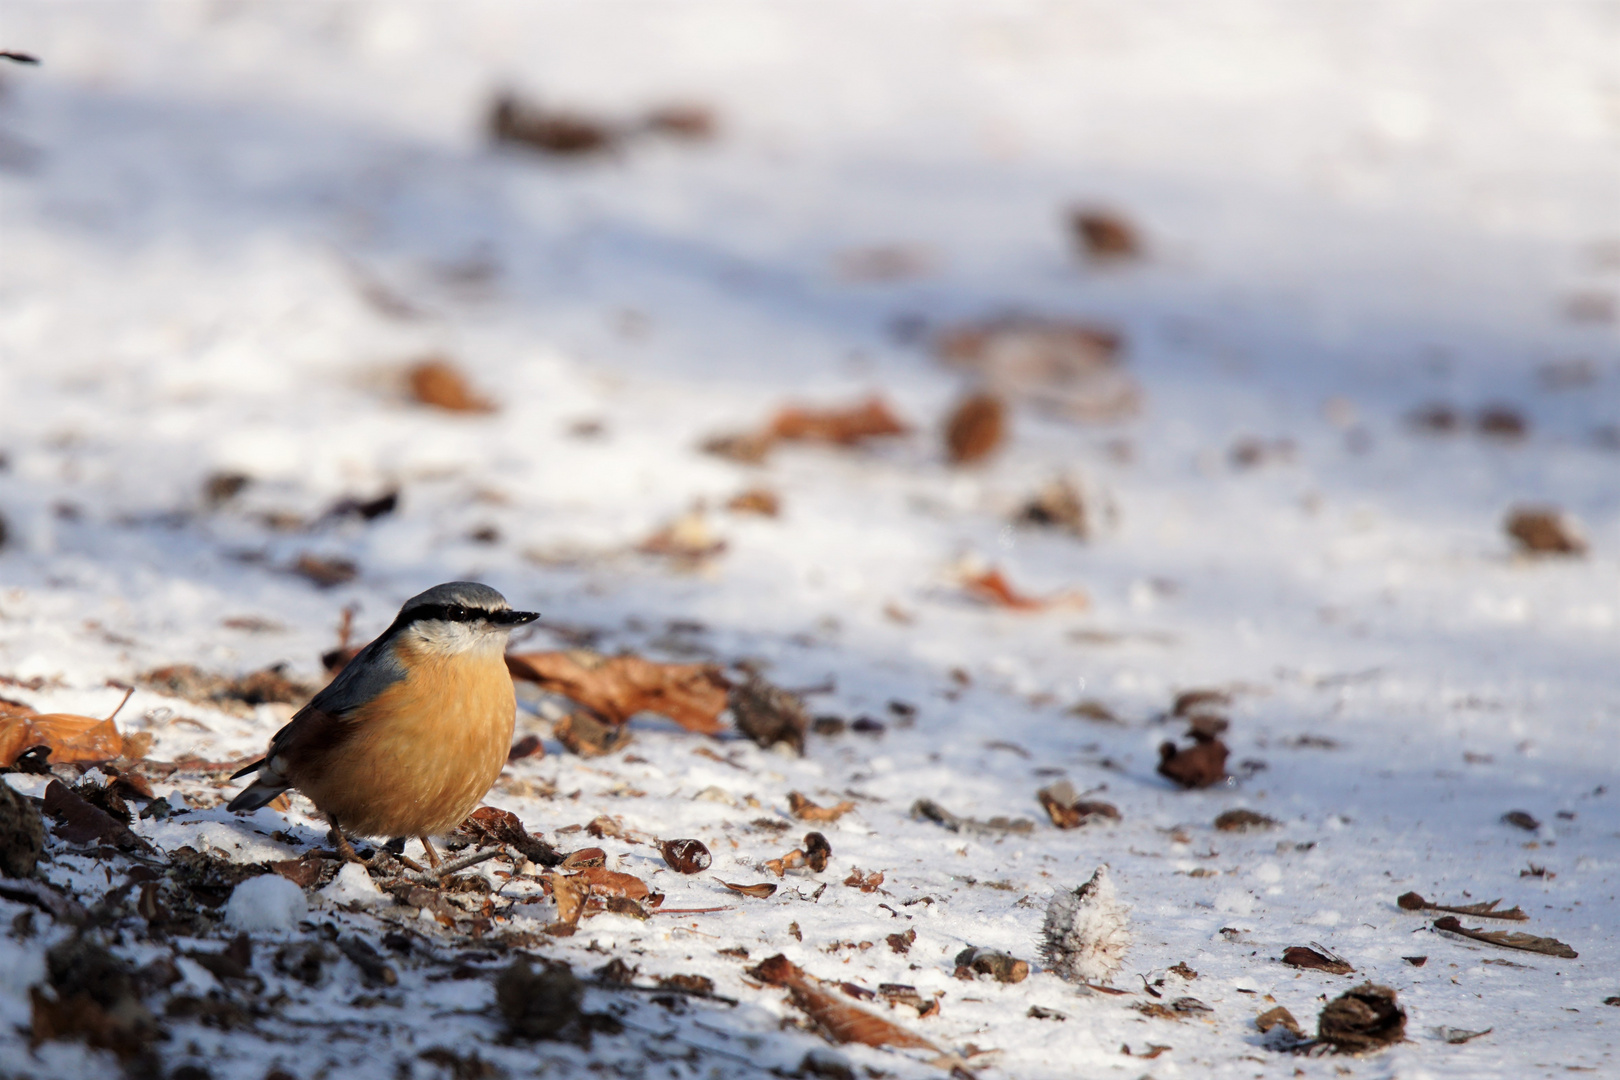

{"left": 492, "top": 609, "right": 540, "bottom": 627}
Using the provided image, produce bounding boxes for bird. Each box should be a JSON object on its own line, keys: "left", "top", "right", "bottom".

{"left": 228, "top": 582, "right": 538, "bottom": 869}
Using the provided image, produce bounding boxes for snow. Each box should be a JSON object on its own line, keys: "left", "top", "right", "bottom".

{"left": 224, "top": 873, "right": 308, "bottom": 933}
{"left": 320, "top": 861, "right": 388, "bottom": 908}
{"left": 0, "top": 1, "right": 1617, "bottom": 1079}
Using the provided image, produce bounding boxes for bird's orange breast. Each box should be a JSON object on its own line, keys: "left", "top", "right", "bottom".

{"left": 294, "top": 641, "right": 515, "bottom": 838}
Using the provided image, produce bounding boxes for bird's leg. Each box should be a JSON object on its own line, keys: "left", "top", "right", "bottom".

{"left": 327, "top": 819, "right": 364, "bottom": 864}
{"left": 418, "top": 835, "right": 443, "bottom": 870}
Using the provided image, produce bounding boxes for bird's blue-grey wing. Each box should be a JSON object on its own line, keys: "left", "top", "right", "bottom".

{"left": 226, "top": 634, "right": 407, "bottom": 812}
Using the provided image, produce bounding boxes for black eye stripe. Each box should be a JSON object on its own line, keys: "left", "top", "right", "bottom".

{"left": 392, "top": 603, "right": 539, "bottom": 631}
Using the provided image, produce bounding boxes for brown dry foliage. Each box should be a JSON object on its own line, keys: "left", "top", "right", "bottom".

{"left": 507, "top": 651, "right": 730, "bottom": 733}
{"left": 962, "top": 566, "right": 1088, "bottom": 612}
{"left": 944, "top": 391, "right": 1006, "bottom": 464}
{"left": 407, "top": 358, "right": 496, "bottom": 413}
{"left": 1505, "top": 507, "right": 1586, "bottom": 556}
{"left": 788, "top": 792, "right": 856, "bottom": 822}
{"left": 704, "top": 397, "right": 910, "bottom": 463}
{"left": 747, "top": 955, "right": 938, "bottom": 1051}
{"left": 1068, "top": 209, "right": 1141, "bottom": 259}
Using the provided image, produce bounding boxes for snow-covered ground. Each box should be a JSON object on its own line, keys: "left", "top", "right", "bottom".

{"left": 1, "top": 2, "right": 1617, "bottom": 1078}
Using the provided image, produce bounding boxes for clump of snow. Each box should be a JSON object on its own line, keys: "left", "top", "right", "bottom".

{"left": 319, "top": 862, "right": 385, "bottom": 907}
{"left": 1040, "top": 865, "right": 1132, "bottom": 983}
{"left": 225, "top": 873, "right": 308, "bottom": 932}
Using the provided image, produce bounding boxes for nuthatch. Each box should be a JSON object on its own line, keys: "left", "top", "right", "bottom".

{"left": 228, "top": 582, "right": 538, "bottom": 868}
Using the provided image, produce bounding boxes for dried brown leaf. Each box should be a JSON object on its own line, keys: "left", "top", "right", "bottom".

{"left": 548, "top": 873, "right": 586, "bottom": 926}
{"left": 407, "top": 357, "right": 496, "bottom": 412}
{"left": 725, "top": 488, "right": 780, "bottom": 517}
{"left": 770, "top": 397, "right": 911, "bottom": 446}
{"left": 1255, "top": 1005, "right": 1302, "bottom": 1037}
{"left": 730, "top": 675, "right": 809, "bottom": 754}
{"left": 788, "top": 792, "right": 856, "bottom": 823}
{"left": 0, "top": 710, "right": 124, "bottom": 768}
{"left": 944, "top": 391, "right": 1006, "bottom": 465}
{"left": 1317, "top": 983, "right": 1405, "bottom": 1053}
{"left": 490, "top": 94, "right": 617, "bottom": 155}
{"left": 1157, "top": 737, "right": 1229, "bottom": 788}
{"left": 1036, "top": 781, "right": 1120, "bottom": 829}
{"left": 1432, "top": 916, "right": 1577, "bottom": 958}
{"left": 747, "top": 955, "right": 938, "bottom": 1051}
{"left": 293, "top": 553, "right": 358, "bottom": 589}
{"left": 1282, "top": 946, "right": 1353, "bottom": 975}
{"left": 553, "top": 710, "right": 632, "bottom": 757}
{"left": 843, "top": 868, "right": 885, "bottom": 893}
{"left": 1506, "top": 508, "right": 1585, "bottom": 554}
{"left": 507, "top": 650, "right": 730, "bottom": 733}
{"left": 935, "top": 316, "right": 1138, "bottom": 421}
{"left": 1018, "top": 478, "right": 1088, "bottom": 538}
{"left": 42, "top": 780, "right": 151, "bottom": 852}
{"left": 962, "top": 566, "right": 1087, "bottom": 612}
{"left": 1214, "top": 809, "right": 1278, "bottom": 832}
{"left": 659, "top": 838, "right": 712, "bottom": 875}
{"left": 569, "top": 867, "right": 650, "bottom": 900}
{"left": 1068, "top": 209, "right": 1140, "bottom": 260}
{"left": 1396, "top": 892, "right": 1527, "bottom": 921}
{"left": 721, "top": 881, "right": 777, "bottom": 899}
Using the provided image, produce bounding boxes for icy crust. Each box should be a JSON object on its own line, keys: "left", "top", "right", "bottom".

{"left": 1041, "top": 866, "right": 1132, "bottom": 984}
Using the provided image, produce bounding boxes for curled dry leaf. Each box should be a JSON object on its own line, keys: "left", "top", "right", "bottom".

{"left": 293, "top": 553, "right": 358, "bottom": 589}
{"left": 569, "top": 867, "right": 650, "bottom": 900}
{"left": 766, "top": 831, "right": 831, "bottom": 877}
{"left": 42, "top": 781, "right": 152, "bottom": 852}
{"left": 560, "top": 847, "right": 607, "bottom": 869}
{"left": 659, "top": 838, "right": 712, "bottom": 875}
{"left": 954, "top": 947, "right": 1029, "bottom": 984}
{"left": 548, "top": 873, "right": 587, "bottom": 926}
{"left": 553, "top": 710, "right": 633, "bottom": 757}
{"left": 935, "top": 316, "right": 1138, "bottom": 421}
{"left": 0, "top": 780, "right": 46, "bottom": 876}
{"left": 1282, "top": 946, "right": 1354, "bottom": 975}
{"left": 1500, "top": 809, "right": 1541, "bottom": 831}
{"left": 1036, "top": 781, "right": 1120, "bottom": 829}
{"left": 730, "top": 675, "right": 809, "bottom": 754}
{"left": 1255, "top": 1005, "right": 1303, "bottom": 1038}
{"left": 1068, "top": 208, "right": 1141, "bottom": 260}
{"left": 1214, "top": 809, "right": 1278, "bottom": 832}
{"left": 944, "top": 391, "right": 1006, "bottom": 465}
{"left": 721, "top": 881, "right": 777, "bottom": 899}
{"left": 0, "top": 703, "right": 127, "bottom": 768}
{"left": 961, "top": 566, "right": 1088, "bottom": 612}
{"left": 637, "top": 508, "right": 727, "bottom": 564}
{"left": 725, "top": 488, "right": 780, "bottom": 517}
{"left": 843, "top": 868, "right": 884, "bottom": 893}
{"left": 407, "top": 357, "right": 496, "bottom": 413}
{"left": 1317, "top": 983, "right": 1405, "bottom": 1054}
{"left": 1017, "top": 477, "right": 1088, "bottom": 538}
{"left": 1157, "top": 725, "right": 1229, "bottom": 789}
{"left": 460, "top": 806, "right": 562, "bottom": 866}
{"left": 788, "top": 792, "right": 856, "bottom": 823}
{"left": 1172, "top": 689, "right": 1230, "bottom": 717}
{"left": 746, "top": 955, "right": 937, "bottom": 1051}
{"left": 1396, "top": 892, "right": 1527, "bottom": 922}
{"left": 1432, "top": 916, "right": 1577, "bottom": 958}
{"left": 506, "top": 650, "right": 730, "bottom": 733}
{"left": 886, "top": 929, "right": 915, "bottom": 954}
{"left": 703, "top": 396, "right": 910, "bottom": 464}
{"left": 490, "top": 93, "right": 617, "bottom": 155}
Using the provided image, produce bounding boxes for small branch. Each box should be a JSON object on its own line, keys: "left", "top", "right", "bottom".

{"left": 408, "top": 845, "right": 505, "bottom": 883}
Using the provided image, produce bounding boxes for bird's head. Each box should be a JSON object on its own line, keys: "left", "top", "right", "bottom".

{"left": 391, "top": 581, "right": 539, "bottom": 657}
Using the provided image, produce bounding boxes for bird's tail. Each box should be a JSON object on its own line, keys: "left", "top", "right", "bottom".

{"left": 226, "top": 762, "right": 291, "bottom": 814}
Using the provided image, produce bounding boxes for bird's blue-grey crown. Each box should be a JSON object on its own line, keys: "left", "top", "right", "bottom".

{"left": 395, "top": 582, "right": 539, "bottom": 628}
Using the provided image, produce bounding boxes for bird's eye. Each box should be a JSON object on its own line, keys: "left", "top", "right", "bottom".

{"left": 450, "top": 605, "right": 468, "bottom": 621}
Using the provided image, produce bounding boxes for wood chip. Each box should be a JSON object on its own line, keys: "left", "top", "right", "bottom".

{"left": 1317, "top": 983, "right": 1405, "bottom": 1053}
